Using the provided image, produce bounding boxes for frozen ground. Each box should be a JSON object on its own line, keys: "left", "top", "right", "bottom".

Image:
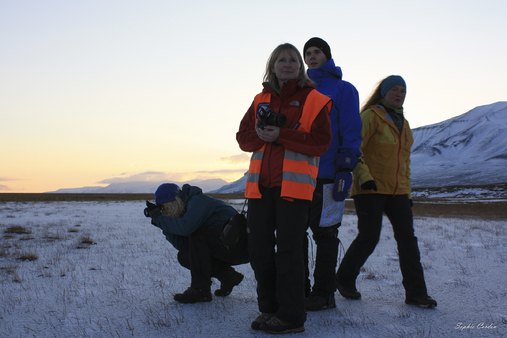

{"left": 0, "top": 200, "right": 506, "bottom": 338}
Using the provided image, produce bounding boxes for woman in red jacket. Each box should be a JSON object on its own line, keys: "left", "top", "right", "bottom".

{"left": 237, "top": 43, "right": 332, "bottom": 334}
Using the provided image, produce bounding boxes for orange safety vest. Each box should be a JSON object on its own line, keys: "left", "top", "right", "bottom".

{"left": 245, "top": 90, "right": 332, "bottom": 201}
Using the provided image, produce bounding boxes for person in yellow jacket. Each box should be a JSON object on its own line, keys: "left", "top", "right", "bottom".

{"left": 335, "top": 75, "right": 437, "bottom": 308}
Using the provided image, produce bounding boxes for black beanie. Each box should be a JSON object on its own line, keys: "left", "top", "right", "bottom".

{"left": 303, "top": 37, "right": 332, "bottom": 61}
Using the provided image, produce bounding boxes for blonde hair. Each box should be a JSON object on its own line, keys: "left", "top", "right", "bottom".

{"left": 263, "top": 43, "right": 312, "bottom": 94}
{"left": 162, "top": 196, "right": 186, "bottom": 218}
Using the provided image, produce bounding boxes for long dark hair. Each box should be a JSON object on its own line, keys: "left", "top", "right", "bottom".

{"left": 360, "top": 78, "right": 386, "bottom": 113}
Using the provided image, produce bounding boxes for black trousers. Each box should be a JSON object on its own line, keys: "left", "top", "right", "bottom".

{"left": 178, "top": 227, "right": 249, "bottom": 290}
{"left": 305, "top": 178, "right": 341, "bottom": 297}
{"left": 337, "top": 194, "right": 428, "bottom": 297}
{"left": 247, "top": 186, "right": 310, "bottom": 326}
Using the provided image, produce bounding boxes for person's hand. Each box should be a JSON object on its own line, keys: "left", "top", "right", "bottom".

{"left": 144, "top": 201, "right": 162, "bottom": 223}
{"left": 256, "top": 121, "right": 280, "bottom": 143}
{"left": 336, "top": 153, "right": 358, "bottom": 172}
{"left": 361, "top": 180, "right": 378, "bottom": 191}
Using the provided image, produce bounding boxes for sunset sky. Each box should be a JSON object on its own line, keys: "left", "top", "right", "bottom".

{"left": 1, "top": 0, "right": 506, "bottom": 193}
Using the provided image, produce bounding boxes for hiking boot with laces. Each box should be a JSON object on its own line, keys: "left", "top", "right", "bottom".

{"left": 215, "top": 271, "right": 244, "bottom": 297}
{"left": 251, "top": 313, "right": 275, "bottom": 330}
{"left": 173, "top": 287, "right": 212, "bottom": 303}
{"left": 405, "top": 295, "right": 437, "bottom": 308}
{"left": 259, "top": 316, "right": 305, "bottom": 334}
{"left": 305, "top": 293, "right": 336, "bottom": 311}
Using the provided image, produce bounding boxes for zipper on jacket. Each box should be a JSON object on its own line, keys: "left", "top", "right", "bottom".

{"left": 393, "top": 131, "right": 402, "bottom": 197}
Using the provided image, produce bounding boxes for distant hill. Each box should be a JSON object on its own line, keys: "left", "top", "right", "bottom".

{"left": 211, "top": 101, "right": 507, "bottom": 194}
{"left": 47, "top": 178, "right": 228, "bottom": 194}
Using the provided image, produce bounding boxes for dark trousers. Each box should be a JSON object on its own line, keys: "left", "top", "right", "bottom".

{"left": 247, "top": 186, "right": 310, "bottom": 326}
{"left": 305, "top": 178, "right": 341, "bottom": 297}
{"left": 178, "top": 227, "right": 249, "bottom": 290}
{"left": 337, "top": 194, "right": 428, "bottom": 296}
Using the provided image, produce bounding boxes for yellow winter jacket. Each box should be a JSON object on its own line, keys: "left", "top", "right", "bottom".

{"left": 351, "top": 105, "right": 413, "bottom": 197}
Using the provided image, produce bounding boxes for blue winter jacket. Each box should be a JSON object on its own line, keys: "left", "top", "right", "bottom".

{"left": 307, "top": 59, "right": 362, "bottom": 179}
{"left": 153, "top": 184, "right": 238, "bottom": 250}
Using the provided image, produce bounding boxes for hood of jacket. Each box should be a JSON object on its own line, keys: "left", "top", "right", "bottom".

{"left": 178, "top": 184, "right": 202, "bottom": 203}
{"left": 307, "top": 59, "right": 343, "bottom": 82}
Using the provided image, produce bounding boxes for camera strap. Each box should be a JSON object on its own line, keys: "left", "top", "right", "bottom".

{"left": 240, "top": 198, "right": 248, "bottom": 217}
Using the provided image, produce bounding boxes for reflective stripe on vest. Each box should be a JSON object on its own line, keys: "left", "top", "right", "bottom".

{"left": 245, "top": 90, "right": 331, "bottom": 200}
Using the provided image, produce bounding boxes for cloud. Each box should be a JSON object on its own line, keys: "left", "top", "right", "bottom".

{"left": 218, "top": 153, "right": 250, "bottom": 164}
{"left": 193, "top": 169, "right": 247, "bottom": 174}
{"left": 0, "top": 178, "right": 17, "bottom": 190}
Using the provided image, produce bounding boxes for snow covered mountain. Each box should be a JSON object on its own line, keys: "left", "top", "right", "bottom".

{"left": 411, "top": 101, "right": 507, "bottom": 187}
{"left": 212, "top": 102, "right": 507, "bottom": 194}
{"left": 48, "top": 178, "right": 228, "bottom": 194}
{"left": 208, "top": 172, "right": 248, "bottom": 194}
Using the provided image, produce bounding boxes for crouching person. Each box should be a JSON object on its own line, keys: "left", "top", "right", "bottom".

{"left": 144, "top": 183, "right": 249, "bottom": 303}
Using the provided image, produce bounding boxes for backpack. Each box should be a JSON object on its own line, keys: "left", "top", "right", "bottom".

{"left": 219, "top": 200, "right": 248, "bottom": 250}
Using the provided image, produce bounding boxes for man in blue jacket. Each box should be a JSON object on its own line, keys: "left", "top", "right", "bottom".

{"left": 145, "top": 183, "right": 249, "bottom": 303}
{"left": 303, "top": 37, "right": 362, "bottom": 311}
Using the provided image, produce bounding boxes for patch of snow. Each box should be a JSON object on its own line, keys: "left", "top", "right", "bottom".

{"left": 1, "top": 201, "right": 506, "bottom": 337}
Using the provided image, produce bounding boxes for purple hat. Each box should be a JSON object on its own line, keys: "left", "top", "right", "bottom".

{"left": 155, "top": 183, "right": 179, "bottom": 204}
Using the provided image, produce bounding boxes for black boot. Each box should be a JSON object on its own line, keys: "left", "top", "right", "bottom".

{"left": 215, "top": 270, "right": 244, "bottom": 297}
{"left": 306, "top": 292, "right": 336, "bottom": 311}
{"left": 259, "top": 316, "right": 305, "bottom": 334}
{"left": 336, "top": 280, "right": 361, "bottom": 299}
{"left": 174, "top": 287, "right": 212, "bottom": 303}
{"left": 405, "top": 294, "right": 437, "bottom": 308}
{"left": 251, "top": 313, "right": 275, "bottom": 330}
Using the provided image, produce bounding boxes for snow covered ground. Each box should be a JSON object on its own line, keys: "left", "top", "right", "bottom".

{"left": 1, "top": 200, "right": 505, "bottom": 337}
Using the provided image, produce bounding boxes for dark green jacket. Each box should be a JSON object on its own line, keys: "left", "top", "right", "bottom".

{"left": 154, "top": 184, "right": 238, "bottom": 250}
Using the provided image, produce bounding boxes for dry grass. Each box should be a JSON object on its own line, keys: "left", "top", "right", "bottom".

{"left": 1, "top": 193, "right": 505, "bottom": 220}
{"left": 343, "top": 198, "right": 507, "bottom": 220}
{"left": 4, "top": 225, "right": 32, "bottom": 234}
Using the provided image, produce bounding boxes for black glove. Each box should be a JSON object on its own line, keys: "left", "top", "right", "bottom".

{"left": 144, "top": 201, "right": 162, "bottom": 220}
{"left": 361, "top": 180, "right": 378, "bottom": 191}
{"left": 335, "top": 152, "right": 358, "bottom": 172}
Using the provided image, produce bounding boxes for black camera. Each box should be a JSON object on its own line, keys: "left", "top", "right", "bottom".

{"left": 144, "top": 201, "right": 161, "bottom": 217}
{"left": 257, "top": 107, "right": 287, "bottom": 130}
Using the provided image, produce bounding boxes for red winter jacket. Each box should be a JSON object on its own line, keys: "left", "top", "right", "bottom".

{"left": 237, "top": 80, "right": 332, "bottom": 190}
